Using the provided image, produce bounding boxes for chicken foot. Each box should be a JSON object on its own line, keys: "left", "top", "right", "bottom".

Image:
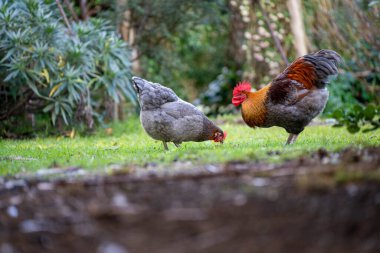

{"left": 285, "top": 133, "right": 299, "bottom": 145}
{"left": 174, "top": 143, "right": 181, "bottom": 148}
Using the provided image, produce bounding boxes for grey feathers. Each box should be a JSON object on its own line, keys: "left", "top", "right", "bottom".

{"left": 265, "top": 88, "right": 329, "bottom": 134}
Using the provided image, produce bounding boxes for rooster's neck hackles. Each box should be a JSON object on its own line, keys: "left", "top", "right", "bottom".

{"left": 241, "top": 85, "right": 270, "bottom": 127}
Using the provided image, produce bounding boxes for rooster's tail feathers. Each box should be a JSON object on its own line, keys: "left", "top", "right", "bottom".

{"left": 283, "top": 49, "right": 342, "bottom": 89}
{"left": 313, "top": 49, "right": 342, "bottom": 66}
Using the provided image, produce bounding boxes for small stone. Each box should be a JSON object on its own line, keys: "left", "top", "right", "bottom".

{"left": 346, "top": 184, "right": 359, "bottom": 197}
{"left": 112, "top": 193, "right": 129, "bottom": 208}
{"left": 20, "top": 220, "right": 40, "bottom": 233}
{"left": 6, "top": 206, "right": 18, "bottom": 218}
{"left": 98, "top": 242, "right": 128, "bottom": 253}
{"left": 37, "top": 182, "right": 54, "bottom": 191}
{"left": 205, "top": 165, "right": 219, "bottom": 173}
{"left": 251, "top": 178, "right": 269, "bottom": 187}
{"left": 5, "top": 180, "right": 26, "bottom": 190}
{"left": 233, "top": 194, "right": 247, "bottom": 206}
{"left": 9, "top": 196, "right": 22, "bottom": 205}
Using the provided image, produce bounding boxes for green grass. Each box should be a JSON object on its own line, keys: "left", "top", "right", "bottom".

{"left": 0, "top": 115, "right": 379, "bottom": 176}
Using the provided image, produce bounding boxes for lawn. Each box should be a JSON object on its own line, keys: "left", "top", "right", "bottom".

{"left": 0, "top": 115, "right": 379, "bottom": 176}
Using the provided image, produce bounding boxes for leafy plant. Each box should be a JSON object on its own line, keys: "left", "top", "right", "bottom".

{"left": 330, "top": 104, "right": 380, "bottom": 133}
{"left": 0, "top": 0, "right": 135, "bottom": 135}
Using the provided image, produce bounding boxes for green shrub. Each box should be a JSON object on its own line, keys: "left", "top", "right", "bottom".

{"left": 330, "top": 104, "right": 379, "bottom": 133}
{"left": 116, "top": 0, "right": 230, "bottom": 100}
{"left": 0, "top": 0, "right": 136, "bottom": 134}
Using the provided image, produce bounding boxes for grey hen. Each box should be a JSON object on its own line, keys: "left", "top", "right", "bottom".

{"left": 132, "top": 77, "right": 226, "bottom": 150}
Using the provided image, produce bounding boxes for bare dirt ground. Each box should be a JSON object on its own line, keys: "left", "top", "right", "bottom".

{"left": 1, "top": 147, "right": 380, "bottom": 253}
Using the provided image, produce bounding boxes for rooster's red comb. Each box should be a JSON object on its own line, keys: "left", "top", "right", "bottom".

{"left": 233, "top": 81, "right": 252, "bottom": 96}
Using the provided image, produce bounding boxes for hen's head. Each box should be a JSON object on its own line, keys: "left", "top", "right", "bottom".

{"left": 132, "top": 76, "right": 147, "bottom": 95}
{"left": 232, "top": 81, "right": 252, "bottom": 106}
{"left": 212, "top": 129, "right": 227, "bottom": 144}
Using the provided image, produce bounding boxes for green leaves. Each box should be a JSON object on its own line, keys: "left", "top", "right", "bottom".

{"left": 43, "top": 98, "right": 73, "bottom": 125}
{"left": 331, "top": 104, "right": 380, "bottom": 133}
{"left": 0, "top": 0, "right": 135, "bottom": 128}
{"left": 363, "top": 104, "right": 377, "bottom": 121}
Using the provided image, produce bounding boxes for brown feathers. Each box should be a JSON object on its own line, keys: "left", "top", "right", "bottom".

{"left": 285, "top": 59, "right": 317, "bottom": 89}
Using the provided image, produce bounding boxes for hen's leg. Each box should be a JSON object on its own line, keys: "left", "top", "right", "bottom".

{"left": 285, "top": 134, "right": 298, "bottom": 145}
{"left": 163, "top": 141, "right": 169, "bottom": 150}
{"left": 174, "top": 143, "right": 181, "bottom": 148}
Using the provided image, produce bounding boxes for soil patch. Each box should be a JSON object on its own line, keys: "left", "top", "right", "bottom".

{"left": 1, "top": 147, "right": 380, "bottom": 253}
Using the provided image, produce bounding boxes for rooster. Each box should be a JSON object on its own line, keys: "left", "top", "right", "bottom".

{"left": 232, "top": 49, "right": 341, "bottom": 144}
{"left": 132, "top": 77, "right": 226, "bottom": 150}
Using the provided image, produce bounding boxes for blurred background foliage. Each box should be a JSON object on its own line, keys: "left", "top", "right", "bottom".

{"left": 0, "top": 0, "right": 379, "bottom": 137}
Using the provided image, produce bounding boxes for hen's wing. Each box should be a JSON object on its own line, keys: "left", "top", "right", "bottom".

{"left": 159, "top": 100, "right": 207, "bottom": 141}
{"left": 162, "top": 99, "right": 202, "bottom": 118}
{"left": 269, "top": 50, "right": 341, "bottom": 105}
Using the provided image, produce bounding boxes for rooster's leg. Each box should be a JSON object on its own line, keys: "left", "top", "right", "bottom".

{"left": 174, "top": 143, "right": 181, "bottom": 148}
{"left": 291, "top": 134, "right": 299, "bottom": 144}
{"left": 163, "top": 141, "right": 169, "bottom": 150}
{"left": 285, "top": 134, "right": 293, "bottom": 145}
{"left": 285, "top": 134, "right": 298, "bottom": 145}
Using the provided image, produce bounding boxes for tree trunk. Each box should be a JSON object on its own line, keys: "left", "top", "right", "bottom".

{"left": 287, "top": 0, "right": 307, "bottom": 56}
{"left": 257, "top": 1, "right": 289, "bottom": 65}
{"left": 227, "top": 0, "right": 247, "bottom": 71}
{"left": 118, "top": 0, "right": 141, "bottom": 74}
{"left": 80, "top": 0, "right": 88, "bottom": 20}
